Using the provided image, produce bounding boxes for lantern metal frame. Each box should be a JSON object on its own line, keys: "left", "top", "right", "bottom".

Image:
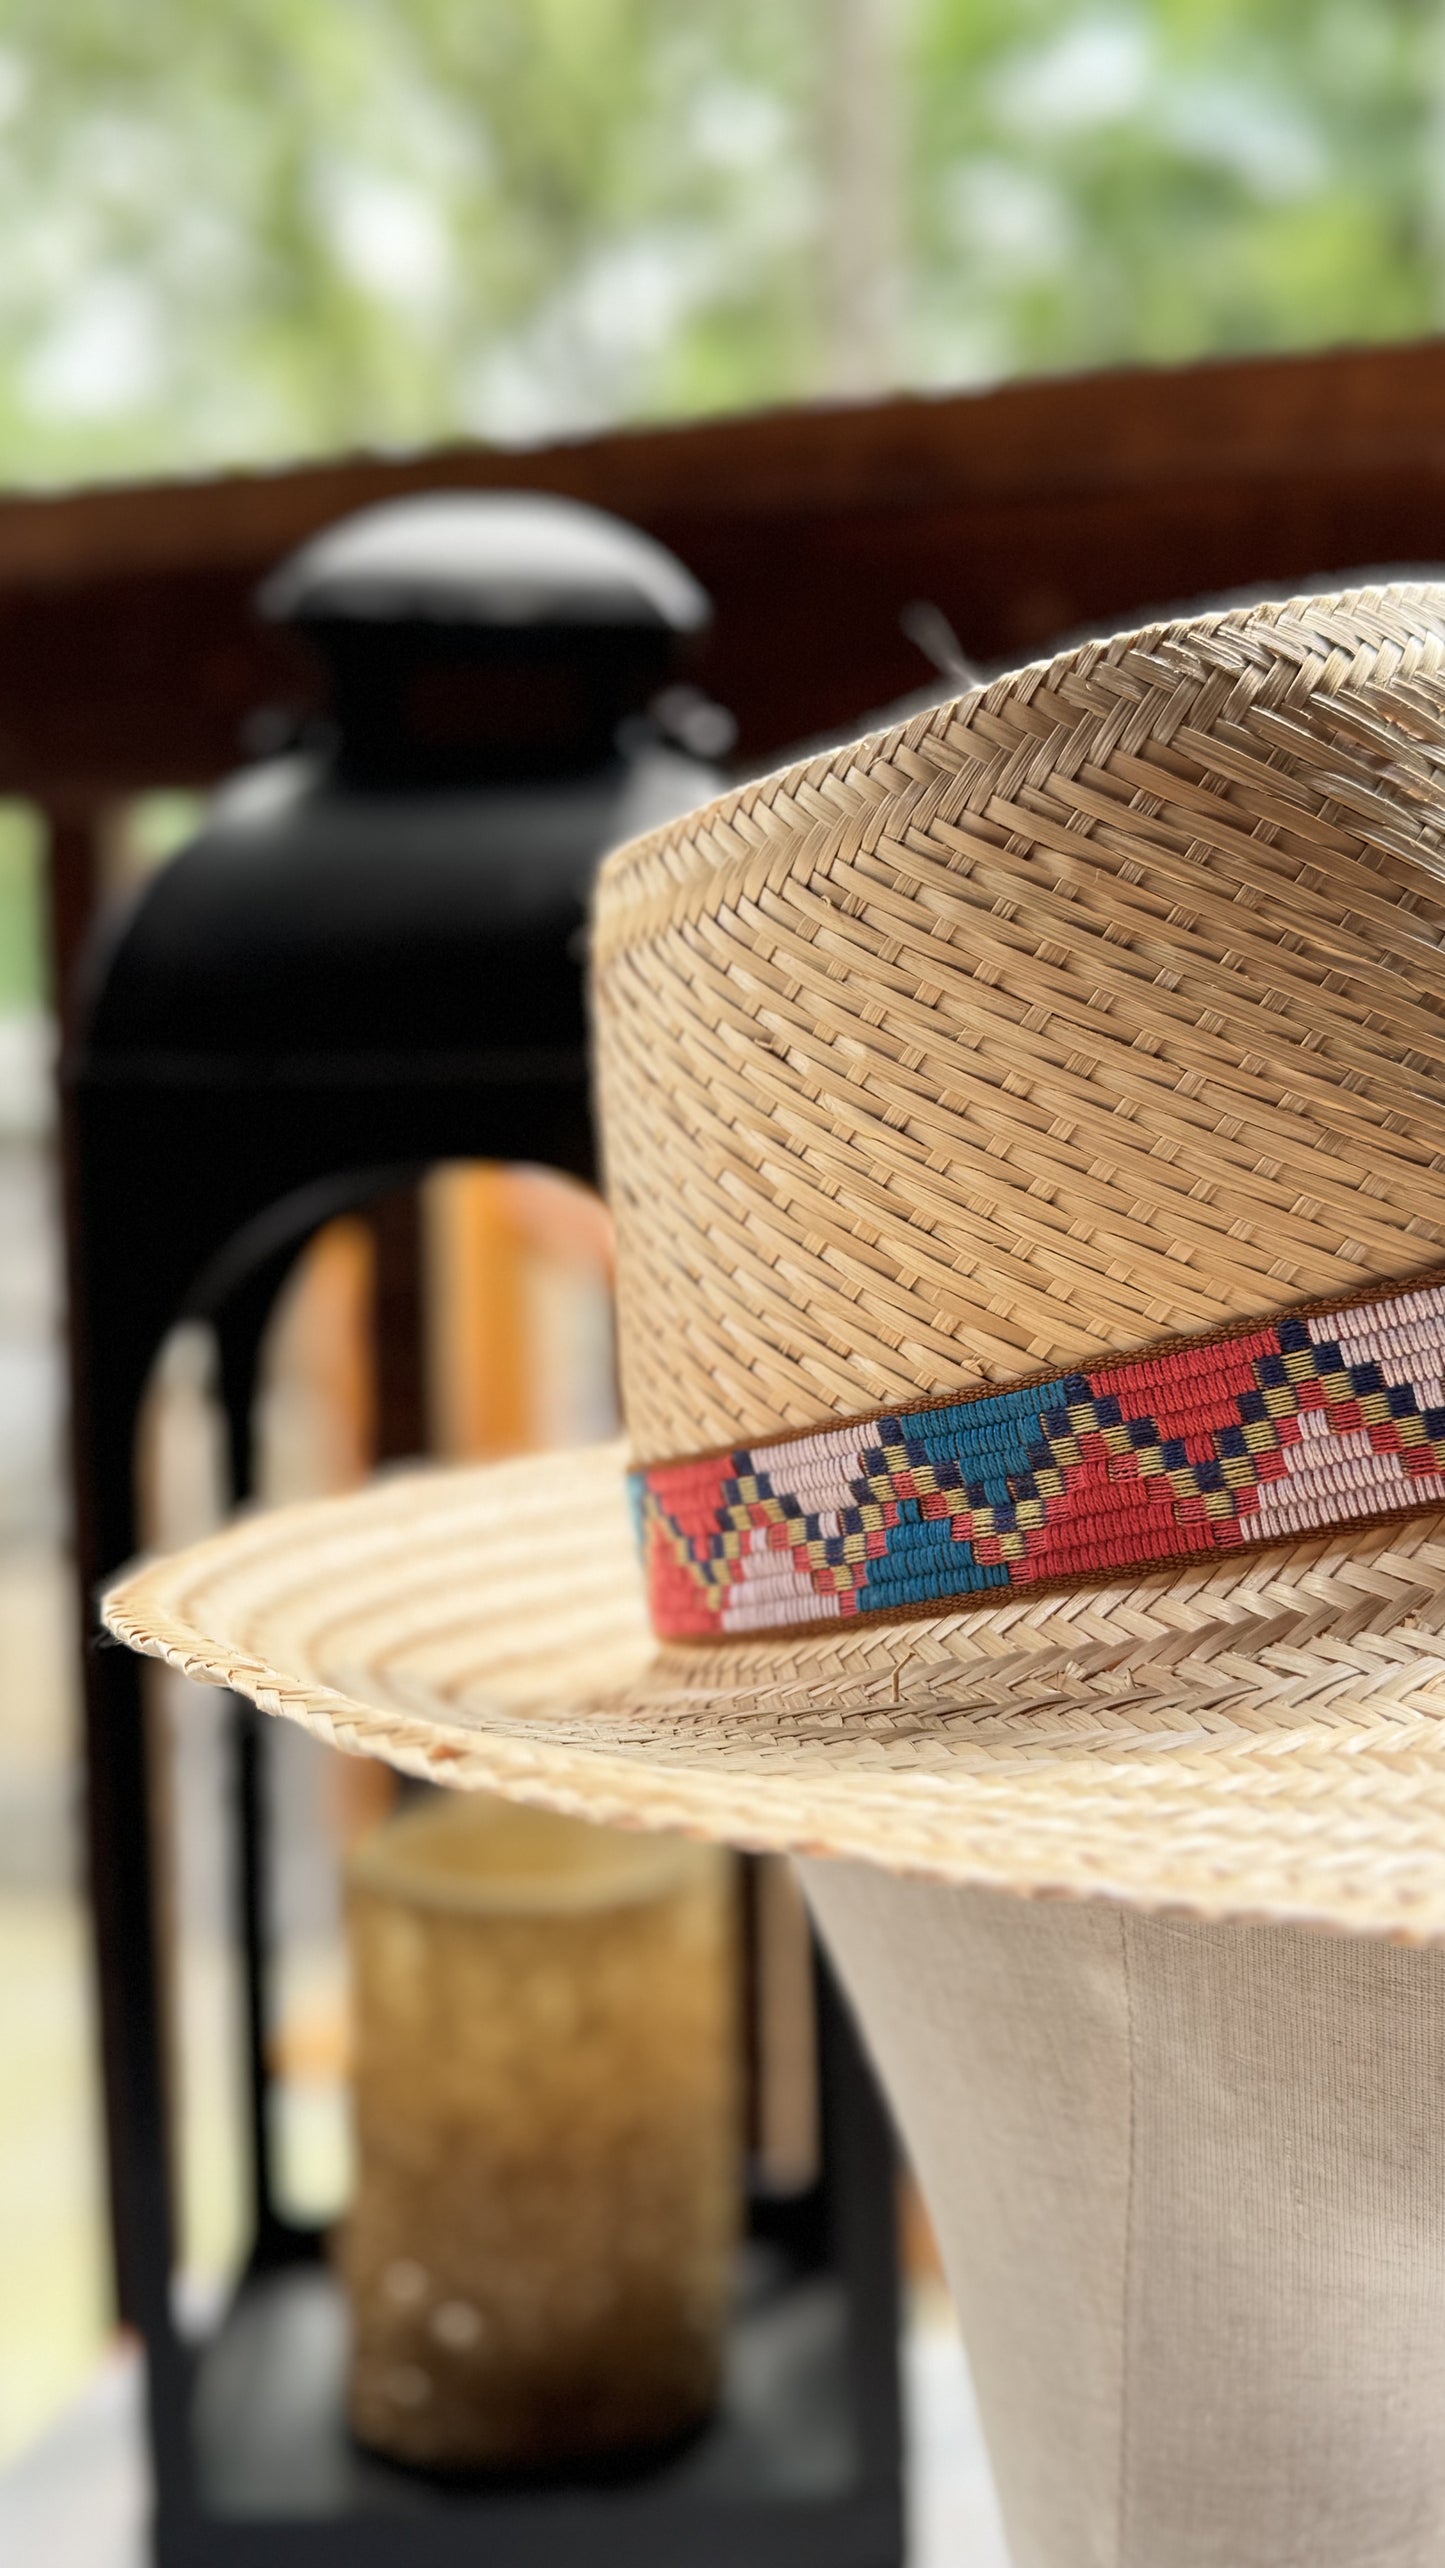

{"left": 72, "top": 1074, "right": 904, "bottom": 2567}
{"left": 69, "top": 494, "right": 905, "bottom": 2568}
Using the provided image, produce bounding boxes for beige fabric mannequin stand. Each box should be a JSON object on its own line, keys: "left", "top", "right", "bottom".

{"left": 801, "top": 1862, "right": 1445, "bottom": 2568}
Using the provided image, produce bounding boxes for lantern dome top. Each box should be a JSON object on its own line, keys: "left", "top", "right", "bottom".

{"left": 259, "top": 491, "right": 711, "bottom": 636}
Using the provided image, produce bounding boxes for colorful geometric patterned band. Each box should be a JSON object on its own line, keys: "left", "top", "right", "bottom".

{"left": 630, "top": 1270, "right": 1445, "bottom": 1640}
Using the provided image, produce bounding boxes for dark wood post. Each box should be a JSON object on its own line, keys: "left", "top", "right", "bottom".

{"left": 40, "top": 793, "right": 155, "bottom": 2328}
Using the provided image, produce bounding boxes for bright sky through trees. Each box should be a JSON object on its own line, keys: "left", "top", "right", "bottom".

{"left": 0, "top": 0, "right": 1432, "bottom": 490}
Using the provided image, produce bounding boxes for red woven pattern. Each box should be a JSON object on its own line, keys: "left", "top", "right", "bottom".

{"left": 634, "top": 1277, "right": 1445, "bottom": 1638}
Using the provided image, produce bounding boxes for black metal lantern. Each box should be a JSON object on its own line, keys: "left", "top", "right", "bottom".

{"left": 70, "top": 491, "right": 904, "bottom": 2567}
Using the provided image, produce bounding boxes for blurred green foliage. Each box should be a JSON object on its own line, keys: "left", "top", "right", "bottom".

{"left": 0, "top": 0, "right": 1440, "bottom": 1009}
{"left": 911, "top": 0, "right": 1438, "bottom": 378}
{"left": 0, "top": 0, "right": 1431, "bottom": 487}
{"left": 0, "top": 807, "right": 40, "bottom": 1009}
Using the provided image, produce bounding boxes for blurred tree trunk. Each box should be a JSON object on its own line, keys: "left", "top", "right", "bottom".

{"left": 816, "top": 0, "right": 907, "bottom": 396}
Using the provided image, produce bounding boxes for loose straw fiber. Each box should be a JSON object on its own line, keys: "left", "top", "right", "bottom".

{"left": 108, "top": 587, "right": 1445, "bottom": 1939}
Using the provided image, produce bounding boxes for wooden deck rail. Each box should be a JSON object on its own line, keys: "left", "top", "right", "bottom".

{"left": 12, "top": 332, "right": 1445, "bottom": 1016}
{"left": 7, "top": 335, "right": 1445, "bottom": 804}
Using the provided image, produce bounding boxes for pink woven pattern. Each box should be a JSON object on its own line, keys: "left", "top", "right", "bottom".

{"left": 635, "top": 1276, "right": 1445, "bottom": 1638}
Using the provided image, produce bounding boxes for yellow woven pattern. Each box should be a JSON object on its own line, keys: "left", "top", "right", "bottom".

{"left": 594, "top": 587, "right": 1445, "bottom": 1457}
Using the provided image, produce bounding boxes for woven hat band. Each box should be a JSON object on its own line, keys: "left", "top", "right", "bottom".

{"left": 631, "top": 1266, "right": 1445, "bottom": 1641}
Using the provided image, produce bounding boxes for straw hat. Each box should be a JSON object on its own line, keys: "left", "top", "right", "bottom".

{"left": 107, "top": 585, "right": 1445, "bottom": 1941}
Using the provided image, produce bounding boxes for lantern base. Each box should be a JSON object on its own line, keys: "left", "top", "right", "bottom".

{"left": 165, "top": 2245, "right": 898, "bottom": 2566}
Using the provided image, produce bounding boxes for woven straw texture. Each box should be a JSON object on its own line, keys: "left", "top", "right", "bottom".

{"left": 105, "top": 587, "right": 1445, "bottom": 1937}
{"left": 594, "top": 584, "right": 1445, "bottom": 1458}
{"left": 105, "top": 1443, "right": 1445, "bottom": 1939}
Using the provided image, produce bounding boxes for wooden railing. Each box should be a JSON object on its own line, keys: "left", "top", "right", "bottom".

{"left": 16, "top": 332, "right": 1445, "bottom": 1016}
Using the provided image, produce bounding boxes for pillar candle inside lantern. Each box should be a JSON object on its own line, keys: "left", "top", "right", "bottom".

{"left": 343, "top": 1793, "right": 741, "bottom": 2472}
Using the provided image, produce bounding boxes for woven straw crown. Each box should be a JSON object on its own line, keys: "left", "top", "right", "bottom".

{"left": 594, "top": 587, "right": 1445, "bottom": 1466}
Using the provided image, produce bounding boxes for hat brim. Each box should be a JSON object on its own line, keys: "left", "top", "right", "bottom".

{"left": 104, "top": 1438, "right": 1445, "bottom": 1941}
